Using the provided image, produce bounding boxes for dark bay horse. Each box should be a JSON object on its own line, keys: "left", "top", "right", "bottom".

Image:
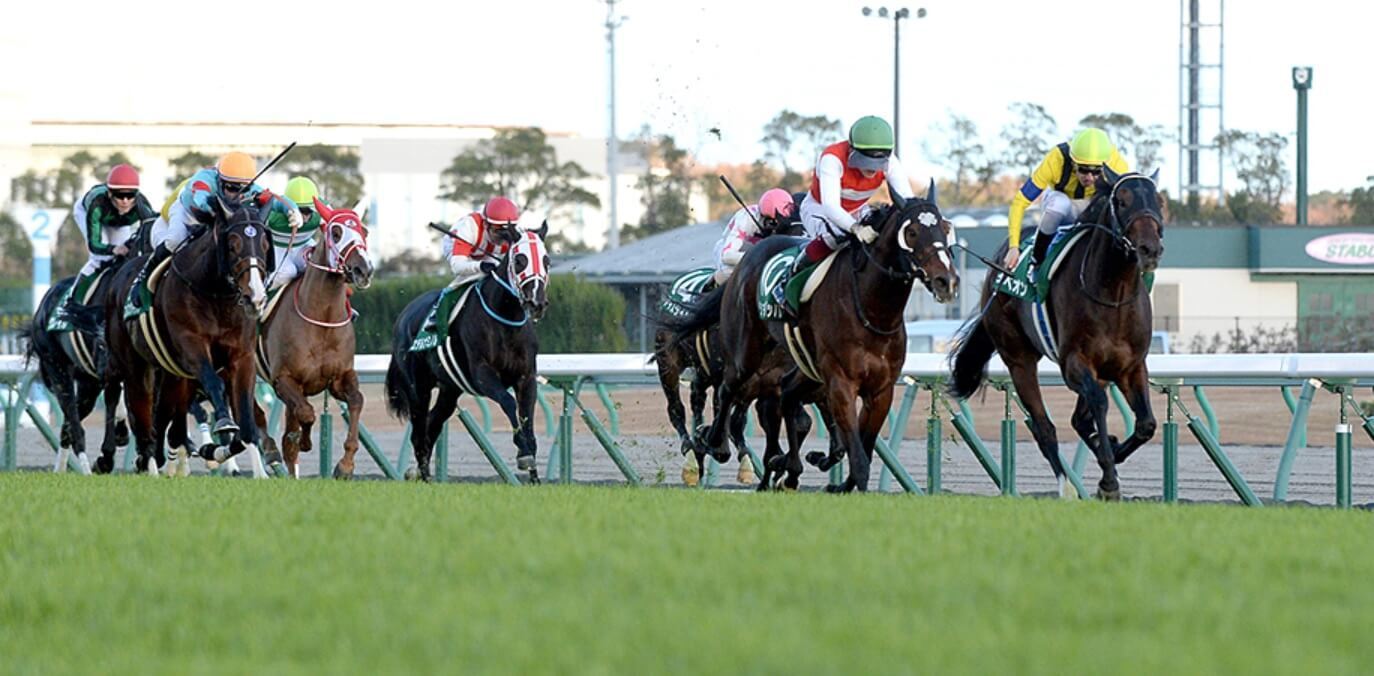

{"left": 681, "top": 192, "right": 959, "bottom": 491}
{"left": 652, "top": 322, "right": 753, "bottom": 486}
{"left": 103, "top": 199, "right": 271, "bottom": 476}
{"left": 255, "top": 197, "right": 373, "bottom": 478}
{"left": 947, "top": 168, "right": 1164, "bottom": 499}
{"left": 385, "top": 226, "right": 550, "bottom": 483}
{"left": 20, "top": 217, "right": 156, "bottom": 474}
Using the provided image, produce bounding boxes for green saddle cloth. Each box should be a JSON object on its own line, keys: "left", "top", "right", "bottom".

{"left": 409, "top": 280, "right": 478, "bottom": 353}
{"left": 757, "top": 246, "right": 820, "bottom": 321}
{"left": 659, "top": 267, "right": 715, "bottom": 318}
{"left": 49, "top": 269, "right": 109, "bottom": 332}
{"left": 991, "top": 225, "right": 1154, "bottom": 302}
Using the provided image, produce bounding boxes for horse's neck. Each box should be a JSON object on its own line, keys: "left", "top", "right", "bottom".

{"left": 852, "top": 242, "right": 913, "bottom": 319}
{"left": 174, "top": 234, "right": 225, "bottom": 291}
{"left": 298, "top": 252, "right": 347, "bottom": 316}
{"left": 1082, "top": 227, "right": 1138, "bottom": 292}
{"left": 471, "top": 275, "right": 524, "bottom": 328}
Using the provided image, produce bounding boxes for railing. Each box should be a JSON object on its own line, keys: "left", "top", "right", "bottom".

{"left": 3, "top": 353, "right": 1372, "bottom": 507}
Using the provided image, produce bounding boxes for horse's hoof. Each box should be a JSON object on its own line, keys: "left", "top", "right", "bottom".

{"left": 824, "top": 483, "right": 846, "bottom": 494}
{"left": 1095, "top": 487, "right": 1122, "bottom": 502}
{"left": 804, "top": 451, "right": 827, "bottom": 468}
{"left": 94, "top": 455, "right": 114, "bottom": 475}
{"left": 681, "top": 454, "right": 700, "bottom": 487}
{"left": 113, "top": 420, "right": 130, "bottom": 447}
{"left": 736, "top": 461, "right": 756, "bottom": 485}
{"left": 516, "top": 454, "right": 536, "bottom": 472}
{"left": 332, "top": 463, "right": 353, "bottom": 480}
{"left": 404, "top": 467, "right": 421, "bottom": 482}
{"left": 766, "top": 455, "right": 787, "bottom": 472}
{"left": 526, "top": 469, "right": 541, "bottom": 486}
{"left": 781, "top": 482, "right": 799, "bottom": 493}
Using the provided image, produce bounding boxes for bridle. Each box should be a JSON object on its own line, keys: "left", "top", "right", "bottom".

{"left": 173, "top": 210, "right": 267, "bottom": 309}
{"left": 849, "top": 203, "right": 952, "bottom": 335}
{"left": 478, "top": 231, "right": 550, "bottom": 328}
{"left": 295, "top": 212, "right": 371, "bottom": 329}
{"left": 1079, "top": 173, "right": 1163, "bottom": 308}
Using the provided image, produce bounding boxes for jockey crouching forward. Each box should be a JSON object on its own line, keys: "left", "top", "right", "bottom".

{"left": 772, "top": 115, "right": 926, "bottom": 315}
{"left": 59, "top": 164, "right": 156, "bottom": 320}
{"left": 712, "top": 188, "right": 796, "bottom": 286}
{"left": 265, "top": 176, "right": 325, "bottom": 292}
{"left": 439, "top": 196, "right": 522, "bottom": 287}
{"left": 127, "top": 152, "right": 300, "bottom": 316}
{"left": 1003, "top": 126, "right": 1129, "bottom": 271}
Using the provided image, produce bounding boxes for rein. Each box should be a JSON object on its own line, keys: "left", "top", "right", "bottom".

{"left": 1076, "top": 175, "right": 1160, "bottom": 309}
{"left": 844, "top": 207, "right": 943, "bottom": 336}
{"left": 477, "top": 273, "right": 530, "bottom": 328}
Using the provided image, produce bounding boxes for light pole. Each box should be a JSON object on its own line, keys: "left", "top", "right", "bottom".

{"left": 1292, "top": 66, "right": 1312, "bottom": 226}
{"left": 605, "top": 1, "right": 626, "bottom": 248}
{"left": 861, "top": 6, "right": 926, "bottom": 156}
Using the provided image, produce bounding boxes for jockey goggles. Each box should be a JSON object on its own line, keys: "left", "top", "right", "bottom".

{"left": 849, "top": 147, "right": 890, "bottom": 171}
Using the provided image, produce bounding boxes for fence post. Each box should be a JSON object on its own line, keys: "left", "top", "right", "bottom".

{"left": 1160, "top": 381, "right": 1179, "bottom": 503}
{"left": 1001, "top": 386, "right": 1016, "bottom": 496}
{"left": 878, "top": 381, "right": 918, "bottom": 492}
{"left": 318, "top": 394, "right": 333, "bottom": 479}
{"left": 1193, "top": 385, "right": 1219, "bottom": 441}
{"left": 1273, "top": 380, "right": 1318, "bottom": 502}
{"left": 1280, "top": 386, "right": 1308, "bottom": 449}
{"left": 594, "top": 383, "right": 620, "bottom": 435}
{"left": 436, "top": 419, "right": 450, "bottom": 482}
{"left": 3, "top": 383, "right": 17, "bottom": 471}
{"left": 1335, "top": 385, "right": 1352, "bottom": 509}
{"left": 926, "top": 384, "right": 941, "bottom": 495}
{"left": 458, "top": 408, "right": 520, "bottom": 485}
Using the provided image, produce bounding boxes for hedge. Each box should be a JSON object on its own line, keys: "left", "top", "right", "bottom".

{"left": 348, "top": 273, "right": 627, "bottom": 354}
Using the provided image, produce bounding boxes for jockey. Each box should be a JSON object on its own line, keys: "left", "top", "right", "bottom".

{"left": 59, "top": 164, "right": 156, "bottom": 318}
{"left": 265, "top": 176, "right": 325, "bottom": 291}
{"left": 712, "top": 188, "right": 795, "bottom": 285}
{"left": 1003, "top": 127, "right": 1130, "bottom": 270}
{"left": 128, "top": 152, "right": 300, "bottom": 315}
{"left": 435, "top": 196, "right": 522, "bottom": 287}
{"left": 773, "top": 115, "right": 926, "bottom": 311}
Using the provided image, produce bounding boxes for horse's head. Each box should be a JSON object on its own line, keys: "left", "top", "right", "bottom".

{"left": 879, "top": 181, "right": 959, "bottom": 304}
{"left": 313, "top": 197, "right": 373, "bottom": 289}
{"left": 505, "top": 221, "right": 551, "bottom": 322}
{"left": 1101, "top": 167, "right": 1165, "bottom": 272}
{"left": 214, "top": 198, "right": 271, "bottom": 316}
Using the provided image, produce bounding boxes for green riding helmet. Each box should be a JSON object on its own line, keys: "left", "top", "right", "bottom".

{"left": 284, "top": 176, "right": 320, "bottom": 209}
{"left": 849, "top": 115, "right": 895, "bottom": 151}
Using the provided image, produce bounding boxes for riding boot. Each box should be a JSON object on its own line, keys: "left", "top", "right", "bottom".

{"left": 126, "top": 243, "right": 171, "bottom": 317}
{"left": 1030, "top": 231, "right": 1053, "bottom": 267}
{"left": 58, "top": 271, "right": 92, "bottom": 320}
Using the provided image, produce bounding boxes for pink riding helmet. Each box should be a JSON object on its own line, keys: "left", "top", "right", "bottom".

{"left": 758, "top": 188, "right": 795, "bottom": 219}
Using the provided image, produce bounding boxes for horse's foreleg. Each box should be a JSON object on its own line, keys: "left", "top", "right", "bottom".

{"left": 826, "top": 380, "right": 866, "bottom": 493}
{"left": 754, "top": 395, "right": 783, "bottom": 491}
{"left": 780, "top": 392, "right": 813, "bottom": 491}
{"left": 654, "top": 344, "right": 692, "bottom": 456}
{"left": 1064, "top": 356, "right": 1118, "bottom": 500}
{"left": 728, "top": 403, "right": 754, "bottom": 484}
{"left": 96, "top": 379, "right": 124, "bottom": 474}
{"left": 857, "top": 386, "right": 894, "bottom": 490}
{"left": 154, "top": 378, "right": 194, "bottom": 477}
{"left": 1112, "top": 363, "right": 1157, "bottom": 466}
{"left": 513, "top": 374, "right": 539, "bottom": 483}
{"left": 470, "top": 363, "right": 531, "bottom": 473}
{"left": 124, "top": 370, "right": 157, "bottom": 474}
{"left": 274, "top": 376, "right": 313, "bottom": 478}
{"left": 226, "top": 359, "right": 267, "bottom": 479}
{"left": 196, "top": 359, "right": 237, "bottom": 444}
{"left": 329, "top": 370, "right": 364, "bottom": 480}
{"left": 405, "top": 385, "right": 435, "bottom": 482}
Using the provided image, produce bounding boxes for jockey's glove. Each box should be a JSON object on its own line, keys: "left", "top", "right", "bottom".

{"left": 256, "top": 189, "right": 275, "bottom": 206}
{"left": 479, "top": 259, "right": 500, "bottom": 275}
{"left": 855, "top": 224, "right": 880, "bottom": 244}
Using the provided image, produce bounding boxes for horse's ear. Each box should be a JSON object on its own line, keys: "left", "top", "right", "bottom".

{"left": 1103, "top": 165, "right": 1122, "bottom": 186}
{"left": 535, "top": 219, "right": 549, "bottom": 240}
{"left": 313, "top": 196, "right": 334, "bottom": 222}
{"left": 1149, "top": 168, "right": 1160, "bottom": 184}
{"left": 925, "top": 178, "right": 937, "bottom": 204}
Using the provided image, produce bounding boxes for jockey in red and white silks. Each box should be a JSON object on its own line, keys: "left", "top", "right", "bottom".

{"left": 712, "top": 188, "right": 796, "bottom": 285}
{"left": 439, "top": 196, "right": 521, "bottom": 286}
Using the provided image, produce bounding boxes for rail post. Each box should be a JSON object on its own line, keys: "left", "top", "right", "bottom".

{"left": 318, "top": 394, "right": 333, "bottom": 479}
{"left": 878, "top": 379, "right": 918, "bottom": 492}
{"left": 1280, "top": 386, "right": 1308, "bottom": 449}
{"left": 926, "top": 382, "right": 942, "bottom": 494}
{"left": 458, "top": 408, "right": 520, "bottom": 485}
{"left": 1158, "top": 380, "right": 1180, "bottom": 503}
{"left": 1334, "top": 383, "right": 1353, "bottom": 509}
{"left": 1273, "top": 380, "right": 1318, "bottom": 502}
{"left": 1001, "top": 385, "right": 1016, "bottom": 496}
{"left": 435, "top": 418, "right": 450, "bottom": 482}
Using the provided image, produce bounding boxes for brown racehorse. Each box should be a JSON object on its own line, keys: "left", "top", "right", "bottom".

{"left": 104, "top": 198, "right": 271, "bottom": 476}
{"left": 947, "top": 168, "right": 1164, "bottom": 499}
{"left": 652, "top": 325, "right": 754, "bottom": 486}
{"left": 255, "top": 197, "right": 373, "bottom": 479}
{"left": 678, "top": 190, "right": 959, "bottom": 491}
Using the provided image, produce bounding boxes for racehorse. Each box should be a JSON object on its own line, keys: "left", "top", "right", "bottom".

{"left": 681, "top": 188, "right": 959, "bottom": 491}
{"left": 103, "top": 198, "right": 271, "bottom": 476}
{"left": 385, "top": 225, "right": 550, "bottom": 483}
{"left": 19, "top": 217, "right": 156, "bottom": 474}
{"left": 947, "top": 168, "right": 1164, "bottom": 499}
{"left": 652, "top": 324, "right": 754, "bottom": 486}
{"left": 254, "top": 197, "right": 373, "bottom": 478}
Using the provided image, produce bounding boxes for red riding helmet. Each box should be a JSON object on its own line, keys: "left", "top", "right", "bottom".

{"left": 483, "top": 197, "right": 520, "bottom": 226}
{"left": 106, "top": 164, "right": 140, "bottom": 190}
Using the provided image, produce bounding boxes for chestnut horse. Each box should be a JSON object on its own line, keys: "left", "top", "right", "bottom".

{"left": 947, "top": 168, "right": 1164, "bottom": 499}
{"left": 255, "top": 197, "right": 373, "bottom": 478}
{"left": 103, "top": 199, "right": 271, "bottom": 476}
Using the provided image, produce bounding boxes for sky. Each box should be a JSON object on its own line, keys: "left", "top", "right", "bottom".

{"left": 3, "top": 0, "right": 1369, "bottom": 194}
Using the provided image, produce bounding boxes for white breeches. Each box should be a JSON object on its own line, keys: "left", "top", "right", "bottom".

{"left": 1038, "top": 191, "right": 1091, "bottom": 234}
{"left": 800, "top": 194, "right": 871, "bottom": 249}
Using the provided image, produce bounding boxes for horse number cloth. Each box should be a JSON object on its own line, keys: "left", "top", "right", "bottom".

{"left": 660, "top": 267, "right": 715, "bottom": 318}
{"left": 410, "top": 280, "right": 478, "bottom": 352}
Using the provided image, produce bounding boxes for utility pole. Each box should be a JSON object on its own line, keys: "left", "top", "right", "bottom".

{"left": 862, "top": 7, "right": 925, "bottom": 157}
{"left": 1292, "top": 66, "right": 1312, "bottom": 226}
{"left": 605, "top": 0, "right": 625, "bottom": 248}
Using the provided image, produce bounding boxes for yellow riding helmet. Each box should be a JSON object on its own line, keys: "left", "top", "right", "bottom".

{"left": 1069, "top": 127, "right": 1113, "bottom": 167}
{"left": 216, "top": 152, "right": 257, "bottom": 183}
{"left": 284, "top": 176, "right": 320, "bottom": 208}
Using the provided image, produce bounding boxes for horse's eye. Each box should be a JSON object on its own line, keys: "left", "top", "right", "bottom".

{"left": 515, "top": 253, "right": 528, "bottom": 270}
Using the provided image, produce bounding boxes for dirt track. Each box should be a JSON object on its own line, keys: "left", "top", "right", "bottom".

{"left": 11, "top": 383, "right": 1373, "bottom": 506}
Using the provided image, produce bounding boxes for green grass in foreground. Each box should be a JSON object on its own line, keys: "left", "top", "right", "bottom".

{"left": 0, "top": 474, "right": 1370, "bottom": 674}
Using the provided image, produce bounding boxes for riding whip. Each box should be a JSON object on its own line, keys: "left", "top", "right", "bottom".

{"left": 251, "top": 141, "right": 298, "bottom": 186}
{"left": 717, "top": 175, "right": 764, "bottom": 230}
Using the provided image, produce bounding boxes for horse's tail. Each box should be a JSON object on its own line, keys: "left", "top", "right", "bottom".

{"left": 384, "top": 351, "right": 412, "bottom": 421}
{"left": 17, "top": 319, "right": 36, "bottom": 369}
{"left": 657, "top": 286, "right": 724, "bottom": 345}
{"left": 947, "top": 309, "right": 997, "bottom": 400}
